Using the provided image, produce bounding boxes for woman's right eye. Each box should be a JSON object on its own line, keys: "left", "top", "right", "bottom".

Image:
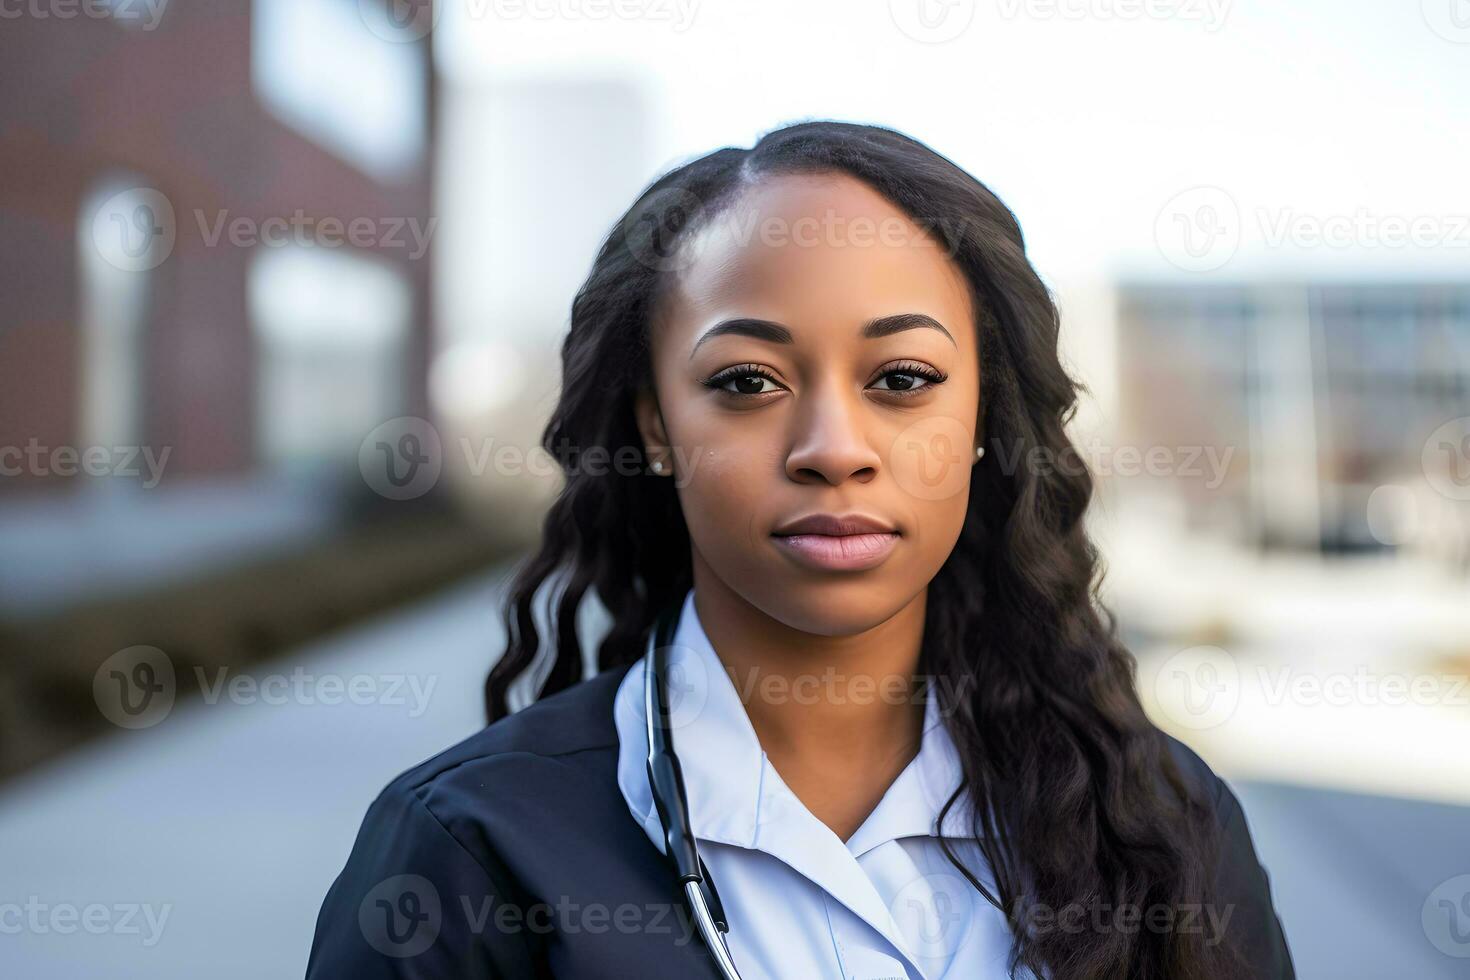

{"left": 702, "top": 367, "right": 783, "bottom": 397}
{"left": 723, "top": 372, "right": 776, "bottom": 395}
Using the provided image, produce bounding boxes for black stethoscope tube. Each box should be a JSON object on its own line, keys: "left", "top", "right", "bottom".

{"left": 644, "top": 601, "right": 745, "bottom": 979}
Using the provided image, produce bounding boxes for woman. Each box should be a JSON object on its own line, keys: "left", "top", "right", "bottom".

{"left": 306, "top": 120, "right": 1294, "bottom": 979}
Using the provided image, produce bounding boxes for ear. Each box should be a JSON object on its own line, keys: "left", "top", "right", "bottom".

{"left": 633, "top": 385, "right": 670, "bottom": 461}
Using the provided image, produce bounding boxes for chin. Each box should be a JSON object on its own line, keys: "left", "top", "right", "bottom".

{"left": 754, "top": 575, "right": 915, "bottom": 637}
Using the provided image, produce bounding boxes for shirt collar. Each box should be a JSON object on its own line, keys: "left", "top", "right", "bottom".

{"left": 614, "top": 587, "right": 980, "bottom": 860}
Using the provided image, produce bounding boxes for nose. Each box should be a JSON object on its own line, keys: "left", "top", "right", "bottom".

{"left": 783, "top": 383, "right": 883, "bottom": 486}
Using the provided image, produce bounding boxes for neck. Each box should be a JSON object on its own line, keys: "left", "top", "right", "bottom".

{"left": 687, "top": 565, "right": 929, "bottom": 774}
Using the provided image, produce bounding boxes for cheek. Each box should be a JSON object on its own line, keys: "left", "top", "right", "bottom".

{"left": 899, "top": 481, "right": 972, "bottom": 578}
{"left": 881, "top": 410, "right": 977, "bottom": 573}
{"left": 884, "top": 411, "right": 977, "bottom": 513}
{"left": 672, "top": 444, "right": 773, "bottom": 566}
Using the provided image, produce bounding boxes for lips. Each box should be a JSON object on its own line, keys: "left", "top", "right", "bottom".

{"left": 770, "top": 513, "right": 900, "bottom": 571}
{"left": 771, "top": 513, "right": 897, "bottom": 537}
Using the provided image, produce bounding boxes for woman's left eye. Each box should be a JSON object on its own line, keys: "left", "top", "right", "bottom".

{"left": 870, "top": 364, "right": 946, "bottom": 395}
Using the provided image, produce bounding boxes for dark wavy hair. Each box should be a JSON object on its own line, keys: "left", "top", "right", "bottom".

{"left": 485, "top": 120, "right": 1240, "bottom": 980}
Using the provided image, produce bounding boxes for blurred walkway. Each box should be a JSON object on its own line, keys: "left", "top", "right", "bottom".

{"left": 1236, "top": 780, "right": 1469, "bottom": 978}
{"left": 0, "top": 567, "right": 508, "bottom": 979}
{"left": 0, "top": 567, "right": 1464, "bottom": 979}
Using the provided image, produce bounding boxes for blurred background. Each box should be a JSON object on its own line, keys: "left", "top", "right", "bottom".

{"left": 1, "top": 1, "right": 1468, "bottom": 977}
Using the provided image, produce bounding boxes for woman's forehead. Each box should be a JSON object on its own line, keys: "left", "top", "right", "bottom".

{"left": 663, "top": 172, "right": 972, "bottom": 341}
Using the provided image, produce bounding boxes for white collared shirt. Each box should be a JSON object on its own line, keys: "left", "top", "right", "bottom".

{"left": 613, "top": 588, "right": 1029, "bottom": 979}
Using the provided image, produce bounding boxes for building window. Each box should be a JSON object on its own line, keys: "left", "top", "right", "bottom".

{"left": 248, "top": 245, "right": 412, "bottom": 469}
{"left": 250, "top": 0, "right": 427, "bottom": 182}
{"left": 77, "top": 176, "right": 165, "bottom": 460}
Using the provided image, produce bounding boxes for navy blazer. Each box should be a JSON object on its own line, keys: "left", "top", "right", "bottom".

{"left": 304, "top": 662, "right": 1295, "bottom": 978}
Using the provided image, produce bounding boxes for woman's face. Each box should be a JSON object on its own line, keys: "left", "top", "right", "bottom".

{"left": 635, "top": 171, "right": 981, "bottom": 635}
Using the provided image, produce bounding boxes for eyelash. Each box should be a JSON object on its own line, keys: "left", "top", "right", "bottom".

{"left": 700, "top": 361, "right": 948, "bottom": 400}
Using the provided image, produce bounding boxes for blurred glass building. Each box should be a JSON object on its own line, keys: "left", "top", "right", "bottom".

{"left": 1116, "top": 281, "right": 1470, "bottom": 560}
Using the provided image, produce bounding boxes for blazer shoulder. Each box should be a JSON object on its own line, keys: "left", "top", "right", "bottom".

{"left": 1159, "top": 733, "right": 1297, "bottom": 979}
{"left": 1159, "top": 732, "right": 1265, "bottom": 844}
{"left": 345, "top": 662, "right": 637, "bottom": 869}
{"left": 307, "top": 665, "right": 640, "bottom": 977}
{"left": 1161, "top": 732, "right": 1231, "bottom": 811}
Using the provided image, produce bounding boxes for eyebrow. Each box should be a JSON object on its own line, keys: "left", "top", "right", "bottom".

{"left": 689, "top": 312, "right": 956, "bottom": 358}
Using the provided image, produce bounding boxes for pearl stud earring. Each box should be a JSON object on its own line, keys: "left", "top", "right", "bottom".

{"left": 652, "top": 459, "right": 665, "bottom": 474}
{"left": 975, "top": 446, "right": 985, "bottom": 459}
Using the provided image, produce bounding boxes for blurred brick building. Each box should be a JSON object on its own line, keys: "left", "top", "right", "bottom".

{"left": 0, "top": 0, "right": 436, "bottom": 482}
{"left": 0, "top": 0, "right": 520, "bottom": 779}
